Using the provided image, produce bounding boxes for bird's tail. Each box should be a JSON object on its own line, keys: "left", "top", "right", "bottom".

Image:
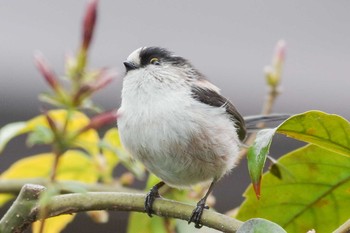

{"left": 243, "top": 114, "right": 291, "bottom": 132}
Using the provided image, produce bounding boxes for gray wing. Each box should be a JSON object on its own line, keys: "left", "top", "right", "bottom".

{"left": 191, "top": 86, "right": 247, "bottom": 141}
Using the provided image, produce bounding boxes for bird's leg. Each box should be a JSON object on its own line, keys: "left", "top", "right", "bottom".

{"left": 188, "top": 181, "right": 216, "bottom": 228}
{"left": 145, "top": 181, "right": 165, "bottom": 217}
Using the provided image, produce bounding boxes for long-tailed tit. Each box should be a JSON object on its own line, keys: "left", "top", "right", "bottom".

{"left": 117, "top": 47, "right": 287, "bottom": 228}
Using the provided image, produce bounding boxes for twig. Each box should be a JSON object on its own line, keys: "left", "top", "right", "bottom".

{"left": 238, "top": 40, "right": 285, "bottom": 160}
{"left": 238, "top": 86, "right": 280, "bottom": 160}
{"left": 0, "top": 184, "right": 244, "bottom": 233}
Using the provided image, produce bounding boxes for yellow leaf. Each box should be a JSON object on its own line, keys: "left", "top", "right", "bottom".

{"left": 101, "top": 128, "right": 120, "bottom": 174}
{"left": 25, "top": 110, "right": 89, "bottom": 132}
{"left": 73, "top": 129, "right": 100, "bottom": 156}
{"left": 1, "top": 153, "right": 52, "bottom": 179}
{"left": 32, "top": 214, "right": 75, "bottom": 233}
{"left": 1, "top": 150, "right": 98, "bottom": 183}
{"left": 0, "top": 194, "right": 14, "bottom": 208}
{"left": 0, "top": 150, "right": 99, "bottom": 211}
{"left": 56, "top": 150, "right": 98, "bottom": 183}
{"left": 25, "top": 110, "right": 100, "bottom": 155}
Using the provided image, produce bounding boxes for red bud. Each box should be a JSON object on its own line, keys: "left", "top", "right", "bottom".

{"left": 274, "top": 40, "right": 286, "bottom": 65}
{"left": 82, "top": 0, "right": 98, "bottom": 51}
{"left": 34, "top": 53, "right": 59, "bottom": 91}
{"left": 73, "top": 69, "right": 117, "bottom": 105}
{"left": 90, "top": 69, "right": 117, "bottom": 92}
{"left": 79, "top": 111, "right": 118, "bottom": 134}
{"left": 252, "top": 177, "right": 262, "bottom": 200}
{"left": 44, "top": 112, "right": 58, "bottom": 133}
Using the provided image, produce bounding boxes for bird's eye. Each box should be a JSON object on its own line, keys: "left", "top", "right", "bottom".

{"left": 150, "top": 57, "right": 160, "bottom": 65}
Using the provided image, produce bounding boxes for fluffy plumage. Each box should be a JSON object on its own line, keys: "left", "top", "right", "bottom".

{"left": 118, "top": 47, "right": 289, "bottom": 228}
{"left": 118, "top": 47, "right": 243, "bottom": 187}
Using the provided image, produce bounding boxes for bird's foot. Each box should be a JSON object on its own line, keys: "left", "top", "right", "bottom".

{"left": 188, "top": 198, "right": 209, "bottom": 228}
{"left": 145, "top": 182, "right": 164, "bottom": 217}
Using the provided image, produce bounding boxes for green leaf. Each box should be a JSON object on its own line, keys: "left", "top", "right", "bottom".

{"left": 237, "top": 145, "right": 350, "bottom": 233}
{"left": 237, "top": 218, "right": 286, "bottom": 233}
{"left": 246, "top": 111, "right": 350, "bottom": 198}
{"left": 38, "top": 93, "right": 66, "bottom": 107}
{"left": 0, "top": 122, "right": 27, "bottom": 153}
{"left": 277, "top": 110, "right": 350, "bottom": 157}
{"left": 127, "top": 212, "right": 170, "bottom": 233}
{"left": 27, "top": 125, "right": 54, "bottom": 146}
{"left": 247, "top": 128, "right": 276, "bottom": 198}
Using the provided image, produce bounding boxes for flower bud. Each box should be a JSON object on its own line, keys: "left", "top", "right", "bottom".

{"left": 274, "top": 40, "right": 286, "bottom": 66}
{"left": 44, "top": 111, "right": 58, "bottom": 133}
{"left": 264, "top": 40, "right": 287, "bottom": 88}
{"left": 72, "top": 69, "right": 116, "bottom": 106}
{"left": 90, "top": 69, "right": 117, "bottom": 92}
{"left": 80, "top": 111, "right": 118, "bottom": 134}
{"left": 34, "top": 52, "right": 60, "bottom": 91}
{"left": 82, "top": 0, "right": 98, "bottom": 51}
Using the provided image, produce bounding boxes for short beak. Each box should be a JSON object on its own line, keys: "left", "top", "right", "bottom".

{"left": 123, "top": 61, "right": 138, "bottom": 72}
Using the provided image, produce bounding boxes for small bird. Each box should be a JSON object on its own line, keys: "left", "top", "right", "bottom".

{"left": 117, "top": 47, "right": 287, "bottom": 228}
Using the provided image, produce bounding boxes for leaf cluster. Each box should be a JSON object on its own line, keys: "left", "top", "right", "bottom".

{"left": 240, "top": 111, "right": 350, "bottom": 232}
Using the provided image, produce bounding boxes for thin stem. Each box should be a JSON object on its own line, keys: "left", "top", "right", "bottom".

{"left": 238, "top": 86, "right": 280, "bottom": 160}
{"left": 49, "top": 151, "right": 61, "bottom": 182}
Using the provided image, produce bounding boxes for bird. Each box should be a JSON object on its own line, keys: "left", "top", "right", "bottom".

{"left": 117, "top": 46, "right": 287, "bottom": 228}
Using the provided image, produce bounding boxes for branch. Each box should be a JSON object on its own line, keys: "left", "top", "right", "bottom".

{"left": 0, "top": 184, "right": 244, "bottom": 233}
{"left": 0, "top": 184, "right": 45, "bottom": 233}
{"left": 0, "top": 178, "right": 138, "bottom": 194}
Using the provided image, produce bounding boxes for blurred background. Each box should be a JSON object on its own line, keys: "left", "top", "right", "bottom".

{"left": 0, "top": 1, "right": 349, "bottom": 232}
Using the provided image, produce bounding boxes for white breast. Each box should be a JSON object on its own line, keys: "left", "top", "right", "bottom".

{"left": 117, "top": 70, "right": 241, "bottom": 188}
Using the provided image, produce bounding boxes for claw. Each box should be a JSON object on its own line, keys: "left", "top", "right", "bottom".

{"left": 144, "top": 181, "right": 165, "bottom": 217}
{"left": 145, "top": 188, "right": 160, "bottom": 217}
{"left": 188, "top": 181, "right": 216, "bottom": 229}
{"left": 188, "top": 198, "right": 209, "bottom": 228}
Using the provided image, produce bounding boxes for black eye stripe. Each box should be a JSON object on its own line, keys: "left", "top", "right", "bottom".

{"left": 139, "top": 47, "right": 188, "bottom": 67}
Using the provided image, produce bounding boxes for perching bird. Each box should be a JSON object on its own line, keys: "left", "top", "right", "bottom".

{"left": 117, "top": 47, "right": 287, "bottom": 228}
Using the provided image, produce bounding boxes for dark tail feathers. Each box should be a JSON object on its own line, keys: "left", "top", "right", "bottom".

{"left": 243, "top": 114, "right": 291, "bottom": 131}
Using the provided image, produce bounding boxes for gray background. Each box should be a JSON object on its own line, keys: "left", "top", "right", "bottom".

{"left": 0, "top": 1, "right": 349, "bottom": 232}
